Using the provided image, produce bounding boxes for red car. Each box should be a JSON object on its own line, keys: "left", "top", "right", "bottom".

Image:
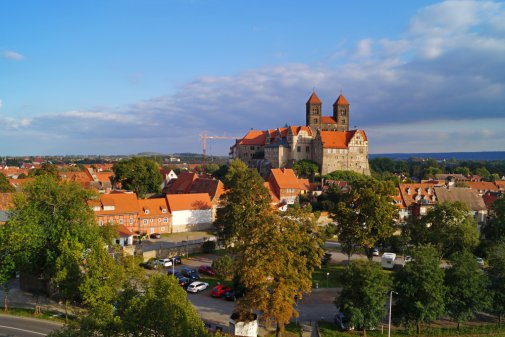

{"left": 198, "top": 265, "right": 216, "bottom": 276}
{"left": 211, "top": 284, "right": 231, "bottom": 298}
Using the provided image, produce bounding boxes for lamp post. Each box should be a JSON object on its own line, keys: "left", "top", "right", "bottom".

{"left": 388, "top": 291, "right": 398, "bottom": 337}
{"left": 326, "top": 272, "right": 330, "bottom": 288}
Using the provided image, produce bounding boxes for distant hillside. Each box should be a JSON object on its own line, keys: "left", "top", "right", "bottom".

{"left": 369, "top": 151, "right": 505, "bottom": 161}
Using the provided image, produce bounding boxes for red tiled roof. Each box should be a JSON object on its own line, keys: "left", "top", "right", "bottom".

{"left": 190, "top": 178, "right": 225, "bottom": 202}
{"left": 334, "top": 94, "right": 349, "bottom": 105}
{"left": 237, "top": 130, "right": 267, "bottom": 146}
{"left": 466, "top": 181, "right": 500, "bottom": 192}
{"left": 269, "top": 168, "right": 303, "bottom": 189}
{"left": 264, "top": 182, "right": 280, "bottom": 203}
{"left": 167, "top": 172, "right": 198, "bottom": 194}
{"left": 495, "top": 181, "right": 505, "bottom": 190}
{"left": 116, "top": 225, "right": 133, "bottom": 236}
{"left": 320, "top": 116, "right": 337, "bottom": 124}
{"left": 288, "top": 126, "right": 313, "bottom": 137}
{"left": 94, "top": 192, "right": 139, "bottom": 215}
{"left": 166, "top": 193, "right": 212, "bottom": 212}
{"left": 307, "top": 91, "right": 322, "bottom": 104}
{"left": 95, "top": 172, "right": 113, "bottom": 184}
{"left": 399, "top": 183, "right": 438, "bottom": 207}
{"left": 138, "top": 198, "right": 170, "bottom": 217}
{"left": 319, "top": 130, "right": 368, "bottom": 148}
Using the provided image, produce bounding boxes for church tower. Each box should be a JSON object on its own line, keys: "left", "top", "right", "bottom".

{"left": 306, "top": 91, "right": 322, "bottom": 131}
{"left": 333, "top": 93, "right": 350, "bottom": 131}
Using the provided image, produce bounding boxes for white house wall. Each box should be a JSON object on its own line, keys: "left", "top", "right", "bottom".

{"left": 171, "top": 209, "right": 212, "bottom": 233}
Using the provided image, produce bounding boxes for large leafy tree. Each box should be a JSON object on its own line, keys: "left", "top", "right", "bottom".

{"left": 292, "top": 159, "right": 319, "bottom": 180}
{"left": 414, "top": 202, "right": 479, "bottom": 258}
{"left": 330, "top": 177, "right": 398, "bottom": 260}
{"left": 394, "top": 245, "right": 446, "bottom": 335}
{"left": 214, "top": 159, "right": 271, "bottom": 246}
{"left": 337, "top": 260, "right": 391, "bottom": 336}
{"left": 236, "top": 205, "right": 323, "bottom": 337}
{"left": 481, "top": 195, "right": 505, "bottom": 244}
{"left": 3, "top": 175, "right": 119, "bottom": 308}
{"left": 112, "top": 157, "right": 162, "bottom": 197}
{"left": 487, "top": 242, "right": 505, "bottom": 326}
{"left": 0, "top": 173, "right": 14, "bottom": 192}
{"left": 445, "top": 250, "right": 490, "bottom": 329}
{"left": 49, "top": 274, "right": 212, "bottom": 337}
{"left": 29, "top": 163, "right": 60, "bottom": 179}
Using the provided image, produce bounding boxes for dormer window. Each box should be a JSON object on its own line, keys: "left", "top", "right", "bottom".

{"left": 431, "top": 195, "right": 436, "bottom": 202}
{"left": 162, "top": 208, "right": 167, "bottom": 214}
{"left": 145, "top": 209, "right": 150, "bottom": 215}
{"left": 406, "top": 188, "right": 411, "bottom": 195}
{"left": 416, "top": 188, "right": 421, "bottom": 194}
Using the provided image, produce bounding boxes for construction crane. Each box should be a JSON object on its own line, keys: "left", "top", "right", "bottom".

{"left": 198, "top": 131, "right": 240, "bottom": 174}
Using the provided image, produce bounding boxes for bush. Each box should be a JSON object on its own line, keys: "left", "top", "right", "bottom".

{"left": 202, "top": 240, "right": 216, "bottom": 253}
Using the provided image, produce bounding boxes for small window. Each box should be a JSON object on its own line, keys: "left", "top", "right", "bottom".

{"left": 99, "top": 220, "right": 104, "bottom": 226}
{"left": 129, "top": 218, "right": 133, "bottom": 224}
{"left": 150, "top": 228, "right": 155, "bottom": 234}
{"left": 143, "top": 219, "right": 148, "bottom": 225}
{"left": 306, "top": 146, "right": 310, "bottom": 152}
{"left": 158, "top": 218, "right": 162, "bottom": 222}
{"left": 163, "top": 218, "right": 168, "bottom": 223}
{"left": 145, "top": 209, "right": 150, "bottom": 215}
{"left": 250, "top": 146, "right": 255, "bottom": 150}
{"left": 162, "top": 209, "right": 167, "bottom": 214}
{"left": 118, "top": 219, "right": 123, "bottom": 224}
{"left": 297, "top": 146, "right": 301, "bottom": 152}
{"left": 161, "top": 227, "right": 165, "bottom": 231}
{"left": 150, "top": 218, "right": 154, "bottom": 223}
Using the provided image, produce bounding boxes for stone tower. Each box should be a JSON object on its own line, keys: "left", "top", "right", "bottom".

{"left": 333, "top": 93, "right": 350, "bottom": 131}
{"left": 306, "top": 91, "right": 322, "bottom": 131}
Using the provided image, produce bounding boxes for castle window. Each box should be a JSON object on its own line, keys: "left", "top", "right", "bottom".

{"left": 250, "top": 146, "right": 254, "bottom": 150}
{"left": 297, "top": 146, "right": 301, "bottom": 152}
{"left": 313, "top": 118, "right": 317, "bottom": 124}
{"left": 306, "top": 146, "right": 310, "bottom": 152}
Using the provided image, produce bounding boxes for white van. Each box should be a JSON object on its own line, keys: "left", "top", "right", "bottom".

{"left": 381, "top": 253, "right": 396, "bottom": 269}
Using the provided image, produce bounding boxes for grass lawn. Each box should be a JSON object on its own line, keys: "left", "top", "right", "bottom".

{"left": 312, "top": 264, "right": 346, "bottom": 288}
{"left": 265, "top": 322, "right": 301, "bottom": 337}
{"left": 199, "top": 276, "right": 233, "bottom": 289}
{"left": 318, "top": 320, "right": 505, "bottom": 337}
{"left": 0, "top": 307, "right": 66, "bottom": 323}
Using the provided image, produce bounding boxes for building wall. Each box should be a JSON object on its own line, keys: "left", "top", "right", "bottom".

{"left": 171, "top": 209, "right": 212, "bottom": 230}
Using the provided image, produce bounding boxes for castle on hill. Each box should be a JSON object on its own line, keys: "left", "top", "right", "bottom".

{"left": 231, "top": 91, "right": 371, "bottom": 176}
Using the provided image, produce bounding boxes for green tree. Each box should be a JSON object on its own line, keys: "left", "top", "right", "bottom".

{"left": 487, "top": 242, "right": 505, "bottom": 326}
{"left": 422, "top": 166, "right": 441, "bottom": 179}
{"left": 235, "top": 205, "right": 323, "bottom": 337}
{"left": 0, "top": 173, "right": 14, "bottom": 193}
{"left": 475, "top": 167, "right": 491, "bottom": 180}
{"left": 331, "top": 179, "right": 398, "bottom": 260}
{"left": 29, "top": 163, "right": 59, "bottom": 179}
{"left": 292, "top": 159, "right": 319, "bottom": 180}
{"left": 49, "top": 274, "right": 212, "bottom": 337}
{"left": 4, "top": 175, "right": 118, "bottom": 306}
{"left": 417, "top": 202, "right": 479, "bottom": 257}
{"left": 0, "top": 226, "right": 15, "bottom": 311}
{"left": 212, "top": 255, "right": 235, "bottom": 281}
{"left": 394, "top": 245, "right": 446, "bottom": 335}
{"left": 454, "top": 166, "right": 471, "bottom": 176}
{"left": 112, "top": 157, "right": 162, "bottom": 197}
{"left": 445, "top": 250, "right": 490, "bottom": 329}
{"left": 214, "top": 159, "right": 271, "bottom": 246}
{"left": 337, "top": 260, "right": 392, "bottom": 336}
{"left": 481, "top": 195, "right": 505, "bottom": 244}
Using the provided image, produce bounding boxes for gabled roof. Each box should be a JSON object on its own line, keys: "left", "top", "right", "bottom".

{"left": 495, "top": 180, "right": 505, "bottom": 190}
{"left": 434, "top": 186, "right": 487, "bottom": 212}
{"left": 166, "top": 193, "right": 212, "bottom": 212}
{"left": 269, "top": 168, "right": 303, "bottom": 189}
{"left": 166, "top": 172, "right": 198, "bottom": 194}
{"left": 116, "top": 225, "right": 133, "bottom": 237}
{"left": 466, "top": 181, "right": 500, "bottom": 193}
{"left": 264, "top": 182, "right": 280, "bottom": 203}
{"left": 95, "top": 192, "right": 139, "bottom": 215}
{"left": 190, "top": 178, "right": 225, "bottom": 202}
{"left": 288, "top": 126, "right": 313, "bottom": 137}
{"left": 320, "top": 116, "right": 337, "bottom": 124}
{"left": 138, "top": 198, "right": 170, "bottom": 217}
{"left": 306, "top": 91, "right": 322, "bottom": 104}
{"left": 237, "top": 130, "right": 267, "bottom": 146}
{"left": 95, "top": 172, "right": 114, "bottom": 184}
{"left": 319, "top": 130, "right": 367, "bottom": 149}
{"left": 333, "top": 94, "right": 349, "bottom": 105}
{"left": 399, "top": 182, "right": 439, "bottom": 207}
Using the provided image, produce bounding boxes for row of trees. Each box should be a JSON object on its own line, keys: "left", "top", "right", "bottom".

{"left": 339, "top": 243, "right": 505, "bottom": 336}
{"left": 214, "top": 160, "right": 324, "bottom": 337}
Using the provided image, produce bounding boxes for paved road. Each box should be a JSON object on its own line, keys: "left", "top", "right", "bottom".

{"left": 0, "top": 315, "right": 61, "bottom": 337}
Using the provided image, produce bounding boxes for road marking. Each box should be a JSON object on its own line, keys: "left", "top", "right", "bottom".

{"left": 0, "top": 324, "right": 46, "bottom": 335}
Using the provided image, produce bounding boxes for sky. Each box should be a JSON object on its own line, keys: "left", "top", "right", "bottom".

{"left": 1, "top": 0, "right": 504, "bottom": 156}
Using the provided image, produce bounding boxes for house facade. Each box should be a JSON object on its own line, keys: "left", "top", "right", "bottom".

{"left": 231, "top": 91, "right": 370, "bottom": 176}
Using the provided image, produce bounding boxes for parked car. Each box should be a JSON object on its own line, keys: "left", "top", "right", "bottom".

{"left": 177, "top": 277, "right": 192, "bottom": 288}
{"left": 224, "top": 288, "right": 245, "bottom": 301}
{"left": 187, "top": 282, "right": 209, "bottom": 293}
{"left": 139, "top": 260, "right": 158, "bottom": 270}
{"left": 170, "top": 256, "right": 182, "bottom": 265}
{"left": 476, "top": 257, "right": 485, "bottom": 267}
{"left": 404, "top": 255, "right": 413, "bottom": 263}
{"left": 372, "top": 248, "right": 380, "bottom": 256}
{"left": 211, "top": 284, "right": 232, "bottom": 298}
{"left": 198, "top": 265, "right": 216, "bottom": 276}
{"left": 156, "top": 259, "right": 173, "bottom": 268}
{"left": 181, "top": 268, "right": 200, "bottom": 280}
{"left": 149, "top": 233, "right": 161, "bottom": 239}
{"left": 167, "top": 270, "right": 183, "bottom": 278}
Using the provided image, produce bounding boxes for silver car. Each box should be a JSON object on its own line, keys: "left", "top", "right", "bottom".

{"left": 187, "top": 282, "right": 209, "bottom": 293}
{"left": 156, "top": 259, "right": 173, "bottom": 268}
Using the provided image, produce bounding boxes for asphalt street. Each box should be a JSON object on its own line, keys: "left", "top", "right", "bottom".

{"left": 0, "top": 315, "right": 61, "bottom": 337}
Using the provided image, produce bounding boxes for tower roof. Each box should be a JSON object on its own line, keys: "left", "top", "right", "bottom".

{"left": 306, "top": 91, "right": 322, "bottom": 104}
{"left": 333, "top": 94, "right": 349, "bottom": 105}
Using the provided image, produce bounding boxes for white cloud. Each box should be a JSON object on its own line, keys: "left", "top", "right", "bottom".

{"left": 2, "top": 50, "right": 25, "bottom": 60}
{"left": 355, "top": 39, "right": 373, "bottom": 57}
{"left": 0, "top": 99, "right": 3, "bottom": 109}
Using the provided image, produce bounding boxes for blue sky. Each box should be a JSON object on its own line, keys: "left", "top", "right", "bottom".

{"left": 1, "top": 0, "right": 504, "bottom": 156}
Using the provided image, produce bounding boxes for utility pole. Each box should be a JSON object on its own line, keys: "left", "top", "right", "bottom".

{"left": 388, "top": 290, "right": 398, "bottom": 337}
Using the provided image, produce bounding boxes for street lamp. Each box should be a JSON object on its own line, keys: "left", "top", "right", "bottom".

{"left": 326, "top": 272, "right": 330, "bottom": 288}
{"left": 388, "top": 290, "right": 398, "bottom": 337}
